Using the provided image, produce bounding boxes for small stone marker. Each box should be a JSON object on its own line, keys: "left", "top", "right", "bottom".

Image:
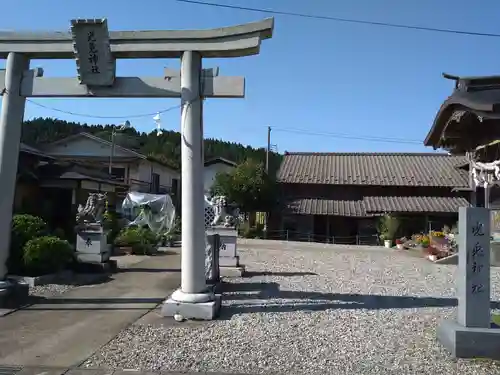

{"left": 457, "top": 206, "right": 491, "bottom": 328}
{"left": 437, "top": 206, "right": 500, "bottom": 360}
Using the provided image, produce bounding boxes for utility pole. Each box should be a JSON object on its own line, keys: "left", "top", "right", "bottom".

{"left": 264, "top": 126, "right": 271, "bottom": 236}
{"left": 266, "top": 126, "right": 271, "bottom": 173}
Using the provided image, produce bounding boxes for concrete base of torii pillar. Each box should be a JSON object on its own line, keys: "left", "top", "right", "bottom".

{"left": 161, "top": 290, "right": 222, "bottom": 321}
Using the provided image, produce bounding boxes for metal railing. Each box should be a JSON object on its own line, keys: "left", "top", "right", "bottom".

{"left": 258, "top": 229, "right": 380, "bottom": 246}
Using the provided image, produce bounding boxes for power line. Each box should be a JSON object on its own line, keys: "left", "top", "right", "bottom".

{"left": 25, "top": 98, "right": 183, "bottom": 120}
{"left": 271, "top": 127, "right": 423, "bottom": 144}
{"left": 173, "top": 0, "right": 500, "bottom": 38}
{"left": 6, "top": 89, "right": 423, "bottom": 145}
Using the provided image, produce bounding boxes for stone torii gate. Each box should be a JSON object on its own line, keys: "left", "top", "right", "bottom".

{"left": 0, "top": 18, "right": 274, "bottom": 319}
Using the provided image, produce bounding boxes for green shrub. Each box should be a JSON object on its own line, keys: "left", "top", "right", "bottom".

{"left": 11, "top": 214, "right": 48, "bottom": 248}
{"left": 114, "top": 226, "right": 157, "bottom": 255}
{"left": 138, "top": 226, "right": 158, "bottom": 245}
{"left": 115, "top": 226, "right": 141, "bottom": 246}
{"left": 23, "top": 236, "right": 73, "bottom": 276}
{"left": 8, "top": 214, "right": 48, "bottom": 274}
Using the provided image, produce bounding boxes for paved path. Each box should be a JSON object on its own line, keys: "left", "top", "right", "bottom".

{"left": 0, "top": 253, "right": 181, "bottom": 368}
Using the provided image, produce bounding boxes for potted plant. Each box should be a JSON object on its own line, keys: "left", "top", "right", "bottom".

{"left": 379, "top": 233, "right": 391, "bottom": 248}
{"left": 421, "top": 235, "right": 430, "bottom": 248}
{"left": 378, "top": 214, "right": 400, "bottom": 249}
{"left": 395, "top": 238, "right": 404, "bottom": 250}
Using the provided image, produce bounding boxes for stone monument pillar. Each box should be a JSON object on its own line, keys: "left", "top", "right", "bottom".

{"left": 437, "top": 206, "right": 500, "bottom": 359}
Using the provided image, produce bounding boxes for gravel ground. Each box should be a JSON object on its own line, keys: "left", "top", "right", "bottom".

{"left": 29, "top": 284, "right": 76, "bottom": 297}
{"left": 28, "top": 273, "right": 109, "bottom": 298}
{"left": 83, "top": 245, "right": 500, "bottom": 375}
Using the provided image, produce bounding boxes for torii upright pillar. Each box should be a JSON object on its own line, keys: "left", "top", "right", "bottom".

{"left": 0, "top": 19, "right": 274, "bottom": 318}
{"left": 175, "top": 50, "right": 207, "bottom": 301}
{"left": 0, "top": 53, "right": 30, "bottom": 307}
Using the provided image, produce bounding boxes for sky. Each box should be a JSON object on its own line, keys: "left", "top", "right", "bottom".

{"left": 2, "top": 0, "right": 500, "bottom": 154}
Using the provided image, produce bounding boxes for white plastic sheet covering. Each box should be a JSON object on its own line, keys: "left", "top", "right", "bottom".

{"left": 121, "top": 192, "right": 176, "bottom": 235}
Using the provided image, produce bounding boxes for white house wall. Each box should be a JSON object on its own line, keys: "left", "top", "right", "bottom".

{"left": 43, "top": 137, "right": 134, "bottom": 158}
{"left": 137, "top": 160, "right": 180, "bottom": 189}
{"left": 42, "top": 134, "right": 179, "bottom": 193}
{"left": 204, "top": 163, "right": 235, "bottom": 193}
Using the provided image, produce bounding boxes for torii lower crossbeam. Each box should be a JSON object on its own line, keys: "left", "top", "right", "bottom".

{"left": 0, "top": 72, "right": 245, "bottom": 98}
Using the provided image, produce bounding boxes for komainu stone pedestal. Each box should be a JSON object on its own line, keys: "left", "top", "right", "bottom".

{"left": 0, "top": 278, "right": 29, "bottom": 314}
{"left": 206, "top": 226, "right": 245, "bottom": 277}
{"left": 205, "top": 233, "right": 220, "bottom": 285}
{"left": 437, "top": 207, "right": 500, "bottom": 359}
{"left": 76, "top": 224, "right": 110, "bottom": 264}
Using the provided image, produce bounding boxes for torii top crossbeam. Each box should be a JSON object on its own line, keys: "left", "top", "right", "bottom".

{"left": 0, "top": 18, "right": 274, "bottom": 59}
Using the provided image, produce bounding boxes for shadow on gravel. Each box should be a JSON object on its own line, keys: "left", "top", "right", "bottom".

{"left": 117, "top": 268, "right": 181, "bottom": 273}
{"left": 23, "top": 296, "right": 165, "bottom": 311}
{"left": 242, "top": 271, "right": 317, "bottom": 278}
{"left": 217, "top": 281, "right": 500, "bottom": 319}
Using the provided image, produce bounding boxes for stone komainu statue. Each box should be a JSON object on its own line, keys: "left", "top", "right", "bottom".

{"left": 76, "top": 192, "right": 107, "bottom": 225}
{"left": 208, "top": 195, "right": 240, "bottom": 228}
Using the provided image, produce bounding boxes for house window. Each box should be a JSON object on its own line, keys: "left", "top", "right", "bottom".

{"left": 151, "top": 173, "right": 160, "bottom": 193}
{"left": 102, "top": 167, "right": 125, "bottom": 181}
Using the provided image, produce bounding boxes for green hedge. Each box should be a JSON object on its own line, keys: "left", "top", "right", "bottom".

{"left": 8, "top": 214, "right": 49, "bottom": 274}
{"left": 23, "top": 236, "right": 74, "bottom": 276}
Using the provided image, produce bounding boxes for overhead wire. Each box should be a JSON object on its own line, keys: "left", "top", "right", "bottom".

{"left": 2, "top": 88, "right": 424, "bottom": 145}
{"left": 25, "top": 97, "right": 184, "bottom": 120}
{"left": 173, "top": 0, "right": 500, "bottom": 38}
{"left": 271, "top": 127, "right": 423, "bottom": 145}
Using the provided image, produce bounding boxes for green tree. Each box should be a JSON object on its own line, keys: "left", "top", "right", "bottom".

{"left": 211, "top": 159, "right": 277, "bottom": 213}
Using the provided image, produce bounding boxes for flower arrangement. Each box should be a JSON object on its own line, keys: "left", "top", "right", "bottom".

{"left": 430, "top": 231, "right": 445, "bottom": 238}
{"left": 421, "top": 235, "right": 430, "bottom": 248}
{"left": 412, "top": 234, "right": 422, "bottom": 243}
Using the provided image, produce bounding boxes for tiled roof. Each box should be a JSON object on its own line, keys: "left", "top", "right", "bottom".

{"left": 277, "top": 152, "right": 469, "bottom": 187}
{"left": 20, "top": 143, "right": 54, "bottom": 159}
{"left": 284, "top": 196, "right": 470, "bottom": 216}
{"left": 285, "top": 198, "right": 367, "bottom": 217}
{"left": 363, "top": 196, "right": 470, "bottom": 213}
